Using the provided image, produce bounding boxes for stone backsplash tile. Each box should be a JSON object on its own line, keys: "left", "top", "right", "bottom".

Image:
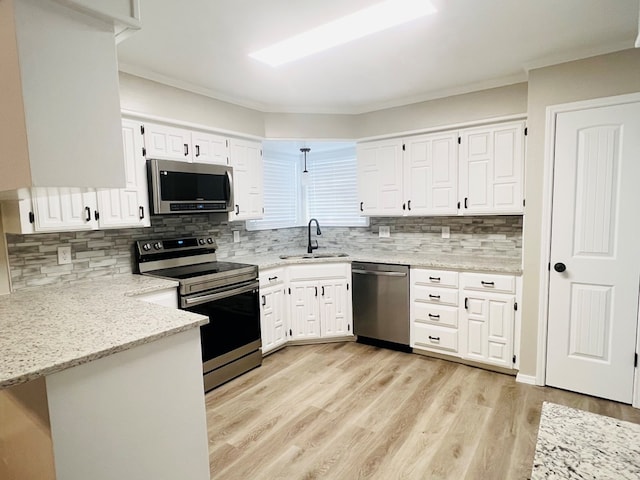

{"left": 5, "top": 214, "right": 522, "bottom": 290}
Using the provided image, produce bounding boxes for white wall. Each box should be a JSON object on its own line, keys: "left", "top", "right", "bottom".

{"left": 520, "top": 48, "right": 640, "bottom": 377}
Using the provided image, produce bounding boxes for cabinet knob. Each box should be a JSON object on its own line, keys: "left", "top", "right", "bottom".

{"left": 554, "top": 262, "right": 567, "bottom": 273}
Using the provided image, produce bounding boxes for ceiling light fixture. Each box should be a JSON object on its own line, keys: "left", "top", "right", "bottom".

{"left": 249, "top": 0, "right": 437, "bottom": 67}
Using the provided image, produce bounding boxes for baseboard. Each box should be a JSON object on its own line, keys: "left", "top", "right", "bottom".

{"left": 516, "top": 373, "right": 537, "bottom": 385}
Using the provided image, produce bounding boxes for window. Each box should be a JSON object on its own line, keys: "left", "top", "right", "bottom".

{"left": 246, "top": 141, "right": 368, "bottom": 231}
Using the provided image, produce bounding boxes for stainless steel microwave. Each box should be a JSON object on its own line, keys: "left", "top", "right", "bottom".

{"left": 147, "top": 159, "right": 233, "bottom": 215}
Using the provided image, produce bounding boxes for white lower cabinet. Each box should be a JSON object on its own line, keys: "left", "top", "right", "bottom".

{"left": 288, "top": 263, "right": 353, "bottom": 341}
{"left": 411, "top": 268, "right": 520, "bottom": 370}
{"left": 259, "top": 268, "right": 288, "bottom": 354}
{"left": 259, "top": 263, "right": 353, "bottom": 352}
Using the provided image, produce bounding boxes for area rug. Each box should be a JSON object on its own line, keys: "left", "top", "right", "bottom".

{"left": 531, "top": 402, "right": 640, "bottom": 479}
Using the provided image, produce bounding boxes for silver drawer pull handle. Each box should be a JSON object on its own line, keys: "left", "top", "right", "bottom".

{"left": 428, "top": 335, "right": 440, "bottom": 341}
{"left": 428, "top": 314, "right": 440, "bottom": 319}
{"left": 429, "top": 294, "right": 440, "bottom": 299}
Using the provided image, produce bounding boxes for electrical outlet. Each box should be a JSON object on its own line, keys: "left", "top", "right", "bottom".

{"left": 379, "top": 226, "right": 390, "bottom": 238}
{"left": 233, "top": 231, "right": 240, "bottom": 243}
{"left": 442, "top": 226, "right": 450, "bottom": 239}
{"left": 57, "top": 246, "right": 71, "bottom": 265}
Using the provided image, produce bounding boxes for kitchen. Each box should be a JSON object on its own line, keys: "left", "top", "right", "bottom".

{"left": 1, "top": 0, "right": 640, "bottom": 479}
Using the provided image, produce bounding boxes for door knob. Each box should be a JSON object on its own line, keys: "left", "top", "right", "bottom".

{"left": 554, "top": 262, "right": 566, "bottom": 273}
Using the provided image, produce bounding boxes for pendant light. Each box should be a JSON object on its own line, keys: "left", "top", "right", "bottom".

{"left": 300, "top": 147, "right": 310, "bottom": 186}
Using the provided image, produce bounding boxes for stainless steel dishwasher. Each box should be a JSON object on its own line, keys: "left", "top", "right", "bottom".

{"left": 352, "top": 262, "right": 410, "bottom": 350}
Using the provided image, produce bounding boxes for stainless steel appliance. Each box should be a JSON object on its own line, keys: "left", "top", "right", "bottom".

{"left": 147, "top": 159, "right": 233, "bottom": 215}
{"left": 136, "top": 236, "right": 261, "bottom": 391}
{"left": 352, "top": 262, "right": 410, "bottom": 350}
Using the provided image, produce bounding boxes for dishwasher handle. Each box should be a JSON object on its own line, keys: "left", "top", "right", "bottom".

{"left": 352, "top": 269, "right": 407, "bottom": 277}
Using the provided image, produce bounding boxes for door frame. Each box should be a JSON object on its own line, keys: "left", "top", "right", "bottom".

{"left": 536, "top": 92, "right": 640, "bottom": 408}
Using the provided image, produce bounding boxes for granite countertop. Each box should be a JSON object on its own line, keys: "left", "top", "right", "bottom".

{"left": 232, "top": 250, "right": 522, "bottom": 274}
{"left": 532, "top": 402, "right": 640, "bottom": 479}
{"left": 0, "top": 275, "right": 208, "bottom": 389}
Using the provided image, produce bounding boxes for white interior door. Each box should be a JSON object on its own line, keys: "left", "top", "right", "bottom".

{"left": 546, "top": 101, "right": 640, "bottom": 403}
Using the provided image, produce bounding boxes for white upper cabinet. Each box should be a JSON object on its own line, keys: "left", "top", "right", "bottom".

{"left": 142, "top": 123, "right": 231, "bottom": 165}
{"left": 95, "top": 120, "right": 150, "bottom": 228}
{"left": 403, "top": 132, "right": 458, "bottom": 216}
{"left": 459, "top": 121, "right": 525, "bottom": 214}
{"left": 143, "top": 124, "right": 192, "bottom": 162}
{"left": 191, "top": 132, "right": 230, "bottom": 165}
{"left": 228, "top": 138, "right": 264, "bottom": 221}
{"left": 0, "top": 0, "right": 126, "bottom": 192}
{"left": 357, "top": 120, "right": 525, "bottom": 217}
{"left": 31, "top": 187, "right": 97, "bottom": 232}
{"left": 2, "top": 120, "right": 151, "bottom": 233}
{"left": 357, "top": 139, "right": 404, "bottom": 216}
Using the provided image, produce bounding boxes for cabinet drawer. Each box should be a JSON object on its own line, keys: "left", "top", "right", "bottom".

{"left": 412, "top": 285, "right": 458, "bottom": 306}
{"left": 413, "top": 324, "right": 458, "bottom": 353}
{"left": 411, "top": 269, "right": 458, "bottom": 288}
{"left": 460, "top": 272, "right": 515, "bottom": 294}
{"left": 259, "top": 268, "right": 285, "bottom": 287}
{"left": 414, "top": 303, "right": 458, "bottom": 328}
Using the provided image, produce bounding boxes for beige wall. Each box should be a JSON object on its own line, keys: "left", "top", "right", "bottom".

{"left": 263, "top": 112, "right": 358, "bottom": 139}
{"left": 118, "top": 72, "right": 265, "bottom": 137}
{"left": 520, "top": 48, "right": 640, "bottom": 377}
{"left": 355, "top": 83, "right": 528, "bottom": 138}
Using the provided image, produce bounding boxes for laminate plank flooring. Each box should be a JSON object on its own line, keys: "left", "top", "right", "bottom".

{"left": 205, "top": 342, "right": 640, "bottom": 480}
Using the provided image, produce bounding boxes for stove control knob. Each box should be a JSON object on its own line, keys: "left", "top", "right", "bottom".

{"left": 198, "top": 238, "right": 206, "bottom": 245}
{"left": 206, "top": 238, "right": 214, "bottom": 244}
{"left": 142, "top": 243, "right": 152, "bottom": 251}
{"left": 153, "top": 242, "right": 162, "bottom": 250}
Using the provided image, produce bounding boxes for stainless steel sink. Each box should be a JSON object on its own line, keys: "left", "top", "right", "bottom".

{"left": 279, "top": 252, "right": 349, "bottom": 260}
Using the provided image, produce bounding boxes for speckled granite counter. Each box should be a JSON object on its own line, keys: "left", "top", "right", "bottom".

{"left": 232, "top": 251, "right": 522, "bottom": 274}
{"left": 532, "top": 402, "right": 640, "bottom": 479}
{"left": 0, "top": 275, "right": 208, "bottom": 389}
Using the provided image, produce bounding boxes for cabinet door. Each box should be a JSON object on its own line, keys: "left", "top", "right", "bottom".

{"left": 143, "top": 123, "right": 192, "bottom": 162}
{"left": 357, "top": 139, "right": 404, "bottom": 215}
{"left": 288, "top": 280, "right": 321, "bottom": 340}
{"left": 319, "top": 279, "right": 352, "bottom": 338}
{"left": 96, "top": 120, "right": 150, "bottom": 228}
{"left": 192, "top": 132, "right": 229, "bottom": 165}
{"left": 461, "top": 291, "right": 514, "bottom": 368}
{"left": 229, "top": 139, "right": 263, "bottom": 221}
{"left": 31, "top": 187, "right": 97, "bottom": 232}
{"left": 260, "top": 286, "right": 287, "bottom": 354}
{"left": 459, "top": 121, "right": 524, "bottom": 214}
{"left": 404, "top": 132, "right": 458, "bottom": 215}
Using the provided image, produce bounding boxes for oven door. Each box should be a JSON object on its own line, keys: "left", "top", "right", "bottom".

{"left": 181, "top": 280, "right": 261, "bottom": 372}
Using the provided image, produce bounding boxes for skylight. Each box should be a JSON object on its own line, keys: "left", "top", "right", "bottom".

{"left": 249, "top": 0, "right": 437, "bottom": 67}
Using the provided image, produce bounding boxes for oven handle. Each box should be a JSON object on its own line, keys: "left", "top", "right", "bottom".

{"left": 182, "top": 281, "right": 259, "bottom": 307}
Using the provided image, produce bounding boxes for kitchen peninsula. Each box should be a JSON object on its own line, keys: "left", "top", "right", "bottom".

{"left": 0, "top": 276, "right": 211, "bottom": 480}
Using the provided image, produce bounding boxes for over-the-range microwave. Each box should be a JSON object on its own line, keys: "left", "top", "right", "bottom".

{"left": 147, "top": 159, "right": 233, "bottom": 215}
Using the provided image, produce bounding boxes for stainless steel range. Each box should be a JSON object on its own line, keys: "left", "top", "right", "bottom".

{"left": 135, "top": 236, "right": 261, "bottom": 391}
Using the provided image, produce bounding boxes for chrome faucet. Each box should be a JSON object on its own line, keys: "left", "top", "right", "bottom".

{"left": 307, "top": 218, "right": 322, "bottom": 253}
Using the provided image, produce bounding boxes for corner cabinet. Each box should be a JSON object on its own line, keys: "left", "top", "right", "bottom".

{"left": 228, "top": 139, "right": 264, "bottom": 221}
{"left": 356, "top": 120, "right": 525, "bottom": 217}
{"left": 410, "top": 267, "right": 521, "bottom": 370}
{"left": 356, "top": 138, "right": 404, "bottom": 216}
{"left": 258, "top": 263, "right": 354, "bottom": 354}
{"left": 288, "top": 263, "right": 353, "bottom": 341}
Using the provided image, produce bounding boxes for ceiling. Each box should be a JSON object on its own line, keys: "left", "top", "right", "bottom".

{"left": 117, "top": 0, "right": 640, "bottom": 115}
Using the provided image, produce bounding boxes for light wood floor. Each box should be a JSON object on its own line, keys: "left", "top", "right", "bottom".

{"left": 205, "top": 342, "right": 640, "bottom": 480}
